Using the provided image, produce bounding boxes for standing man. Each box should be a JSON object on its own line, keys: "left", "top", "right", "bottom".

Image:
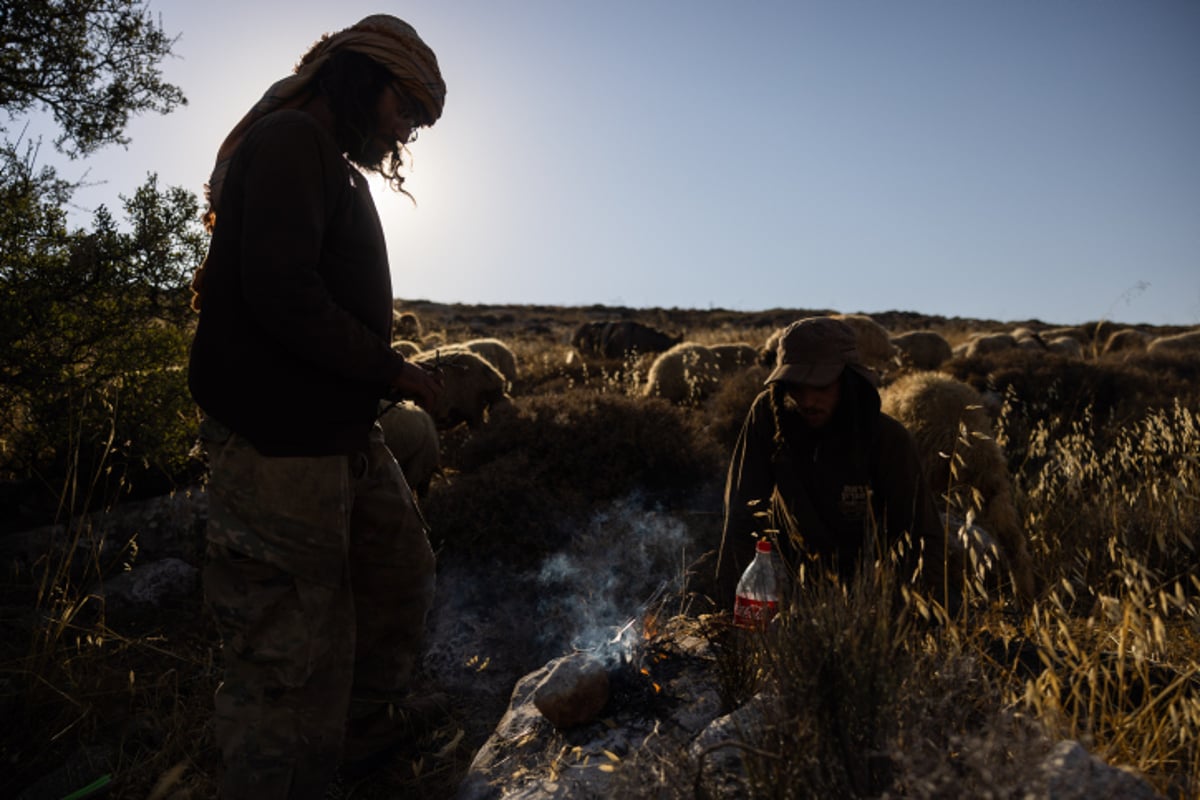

{"left": 716, "top": 316, "right": 950, "bottom": 608}
{"left": 188, "top": 15, "right": 446, "bottom": 798}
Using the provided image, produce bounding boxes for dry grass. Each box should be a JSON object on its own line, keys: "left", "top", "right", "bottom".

{"left": 703, "top": 377, "right": 1200, "bottom": 799}
{"left": 3, "top": 303, "right": 1198, "bottom": 798}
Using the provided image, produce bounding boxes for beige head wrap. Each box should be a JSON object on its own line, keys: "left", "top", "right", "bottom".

{"left": 204, "top": 14, "right": 445, "bottom": 222}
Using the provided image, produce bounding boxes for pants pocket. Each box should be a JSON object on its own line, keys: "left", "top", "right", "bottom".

{"left": 205, "top": 543, "right": 345, "bottom": 689}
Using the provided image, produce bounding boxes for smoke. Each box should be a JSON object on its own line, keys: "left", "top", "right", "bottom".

{"left": 532, "top": 492, "right": 694, "bottom": 665}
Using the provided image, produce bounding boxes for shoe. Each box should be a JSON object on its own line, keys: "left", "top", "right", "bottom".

{"left": 340, "top": 692, "right": 452, "bottom": 779}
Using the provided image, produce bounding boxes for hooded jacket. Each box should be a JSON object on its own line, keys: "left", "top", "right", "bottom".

{"left": 717, "top": 370, "right": 946, "bottom": 606}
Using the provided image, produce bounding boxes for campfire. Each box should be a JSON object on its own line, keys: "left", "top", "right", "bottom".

{"left": 457, "top": 609, "right": 730, "bottom": 800}
{"left": 532, "top": 609, "right": 712, "bottom": 731}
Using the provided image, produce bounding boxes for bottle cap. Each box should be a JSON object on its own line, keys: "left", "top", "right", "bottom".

{"left": 755, "top": 539, "right": 771, "bottom": 553}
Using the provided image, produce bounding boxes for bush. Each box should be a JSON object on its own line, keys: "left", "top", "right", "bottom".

{"left": 945, "top": 348, "right": 1200, "bottom": 469}
{"left": 424, "top": 390, "right": 725, "bottom": 565}
{"left": 0, "top": 166, "right": 204, "bottom": 529}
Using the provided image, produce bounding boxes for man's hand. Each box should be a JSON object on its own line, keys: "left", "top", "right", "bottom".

{"left": 389, "top": 361, "right": 444, "bottom": 414}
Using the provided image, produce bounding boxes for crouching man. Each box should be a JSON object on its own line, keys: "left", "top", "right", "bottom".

{"left": 188, "top": 14, "right": 448, "bottom": 799}
{"left": 716, "top": 316, "right": 951, "bottom": 608}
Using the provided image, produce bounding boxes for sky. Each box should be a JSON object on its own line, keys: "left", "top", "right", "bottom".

{"left": 27, "top": 0, "right": 1200, "bottom": 326}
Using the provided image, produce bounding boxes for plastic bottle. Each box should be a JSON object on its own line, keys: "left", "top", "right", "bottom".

{"left": 733, "top": 538, "right": 781, "bottom": 629}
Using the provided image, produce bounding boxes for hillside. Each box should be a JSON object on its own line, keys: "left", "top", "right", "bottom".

{"left": 2, "top": 303, "right": 1198, "bottom": 799}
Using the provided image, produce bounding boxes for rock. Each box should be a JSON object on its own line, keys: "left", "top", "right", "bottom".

{"left": 457, "top": 617, "right": 725, "bottom": 800}
{"left": 531, "top": 653, "right": 609, "bottom": 729}
{"left": 0, "top": 489, "right": 207, "bottom": 583}
{"left": 1041, "top": 740, "right": 1163, "bottom": 800}
{"left": 98, "top": 557, "right": 200, "bottom": 610}
{"left": 689, "top": 692, "right": 776, "bottom": 799}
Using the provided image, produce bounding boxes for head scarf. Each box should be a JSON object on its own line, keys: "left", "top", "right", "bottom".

{"left": 204, "top": 14, "right": 445, "bottom": 223}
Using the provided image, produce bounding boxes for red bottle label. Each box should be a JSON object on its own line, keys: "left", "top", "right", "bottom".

{"left": 733, "top": 596, "right": 778, "bottom": 629}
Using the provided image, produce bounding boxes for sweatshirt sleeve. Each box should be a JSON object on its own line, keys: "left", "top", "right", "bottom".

{"left": 716, "top": 394, "right": 777, "bottom": 606}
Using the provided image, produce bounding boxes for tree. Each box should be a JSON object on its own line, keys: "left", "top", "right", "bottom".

{"left": 0, "top": 0, "right": 186, "bottom": 156}
{"left": 0, "top": 1, "right": 199, "bottom": 529}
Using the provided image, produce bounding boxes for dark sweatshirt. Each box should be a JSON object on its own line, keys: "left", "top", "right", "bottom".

{"left": 717, "top": 373, "right": 946, "bottom": 606}
{"left": 189, "top": 110, "right": 406, "bottom": 456}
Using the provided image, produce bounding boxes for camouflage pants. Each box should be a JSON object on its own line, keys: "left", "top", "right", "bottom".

{"left": 201, "top": 420, "right": 436, "bottom": 800}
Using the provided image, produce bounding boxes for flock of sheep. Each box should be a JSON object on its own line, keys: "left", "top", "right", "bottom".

{"left": 382, "top": 307, "right": 1199, "bottom": 605}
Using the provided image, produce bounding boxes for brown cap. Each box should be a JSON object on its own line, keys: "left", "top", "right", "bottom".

{"left": 766, "top": 317, "right": 880, "bottom": 387}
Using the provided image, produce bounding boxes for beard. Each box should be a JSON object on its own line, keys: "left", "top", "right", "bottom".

{"left": 341, "top": 125, "right": 412, "bottom": 195}
{"left": 782, "top": 393, "right": 835, "bottom": 429}
{"left": 346, "top": 134, "right": 398, "bottom": 172}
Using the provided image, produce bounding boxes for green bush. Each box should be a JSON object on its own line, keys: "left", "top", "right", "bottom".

{"left": 0, "top": 161, "right": 204, "bottom": 528}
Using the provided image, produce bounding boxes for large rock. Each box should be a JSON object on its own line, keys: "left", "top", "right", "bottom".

{"left": 0, "top": 489, "right": 207, "bottom": 582}
{"left": 456, "top": 617, "right": 723, "bottom": 800}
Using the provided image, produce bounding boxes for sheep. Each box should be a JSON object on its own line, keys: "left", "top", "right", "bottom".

{"left": 642, "top": 341, "right": 755, "bottom": 404}
{"left": 1101, "top": 328, "right": 1151, "bottom": 356}
{"left": 572, "top": 320, "right": 682, "bottom": 359}
{"left": 962, "top": 332, "right": 1019, "bottom": 359}
{"left": 570, "top": 321, "right": 608, "bottom": 356}
{"left": 1146, "top": 329, "right": 1200, "bottom": 355}
{"left": 436, "top": 338, "right": 520, "bottom": 388}
{"left": 443, "top": 338, "right": 518, "bottom": 387}
{"left": 377, "top": 400, "right": 440, "bottom": 496}
{"left": 1040, "top": 325, "right": 1090, "bottom": 346}
{"left": 1045, "top": 336, "right": 1084, "bottom": 358}
{"left": 393, "top": 309, "right": 422, "bottom": 341}
{"left": 831, "top": 313, "right": 896, "bottom": 370}
{"left": 642, "top": 342, "right": 721, "bottom": 404}
{"left": 1011, "top": 328, "right": 1046, "bottom": 351}
{"left": 391, "top": 339, "right": 422, "bottom": 358}
{"left": 410, "top": 348, "right": 513, "bottom": 430}
{"left": 891, "top": 330, "right": 952, "bottom": 371}
{"left": 709, "top": 343, "right": 758, "bottom": 372}
{"left": 1016, "top": 338, "right": 1044, "bottom": 352}
{"left": 880, "top": 371, "right": 1036, "bottom": 604}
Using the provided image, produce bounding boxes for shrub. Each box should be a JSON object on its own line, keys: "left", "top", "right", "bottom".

{"left": 423, "top": 390, "right": 725, "bottom": 565}
{"left": 945, "top": 347, "right": 1200, "bottom": 471}
{"left": 0, "top": 169, "right": 204, "bottom": 529}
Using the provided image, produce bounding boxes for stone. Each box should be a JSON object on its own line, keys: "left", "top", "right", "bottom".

{"left": 1041, "top": 740, "right": 1163, "bottom": 800}
{"left": 98, "top": 557, "right": 200, "bottom": 610}
{"left": 531, "top": 653, "right": 609, "bottom": 729}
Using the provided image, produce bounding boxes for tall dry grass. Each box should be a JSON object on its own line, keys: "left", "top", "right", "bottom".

{"left": 4, "top": 307, "right": 1198, "bottom": 798}
{"left": 703, "top": 393, "right": 1199, "bottom": 799}
{"left": 1012, "top": 398, "right": 1200, "bottom": 797}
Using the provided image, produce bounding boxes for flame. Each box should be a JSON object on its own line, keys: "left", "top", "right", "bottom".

{"left": 642, "top": 610, "right": 659, "bottom": 640}
{"left": 638, "top": 664, "right": 663, "bottom": 694}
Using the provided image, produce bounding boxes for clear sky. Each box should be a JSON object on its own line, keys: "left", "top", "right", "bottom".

{"left": 35, "top": 0, "right": 1200, "bottom": 326}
